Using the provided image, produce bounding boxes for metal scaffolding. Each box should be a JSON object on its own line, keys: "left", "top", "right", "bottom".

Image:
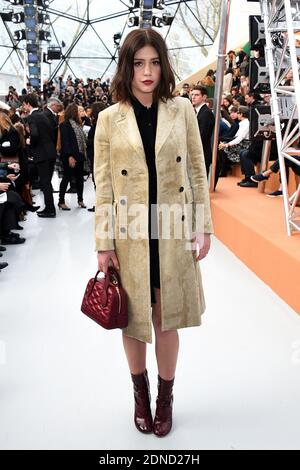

{"left": 261, "top": 0, "right": 300, "bottom": 235}
{"left": 210, "top": 0, "right": 300, "bottom": 236}
{"left": 0, "top": 0, "right": 214, "bottom": 83}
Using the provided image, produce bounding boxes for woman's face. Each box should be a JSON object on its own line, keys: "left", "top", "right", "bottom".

{"left": 78, "top": 106, "right": 85, "bottom": 118}
{"left": 223, "top": 99, "right": 230, "bottom": 108}
{"left": 131, "top": 45, "right": 161, "bottom": 100}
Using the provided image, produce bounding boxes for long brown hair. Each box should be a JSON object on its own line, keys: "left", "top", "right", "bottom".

{"left": 111, "top": 29, "right": 175, "bottom": 103}
{"left": 64, "top": 103, "right": 81, "bottom": 124}
{"left": 0, "top": 111, "right": 13, "bottom": 133}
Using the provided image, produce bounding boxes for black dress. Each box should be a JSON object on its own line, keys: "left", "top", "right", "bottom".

{"left": 132, "top": 97, "right": 160, "bottom": 304}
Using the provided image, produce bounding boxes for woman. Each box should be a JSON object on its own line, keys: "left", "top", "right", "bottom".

{"left": 223, "top": 68, "right": 234, "bottom": 95}
{"left": 58, "top": 103, "right": 87, "bottom": 210}
{"left": 94, "top": 29, "right": 213, "bottom": 437}
{"left": 0, "top": 111, "right": 21, "bottom": 163}
{"left": 86, "top": 102, "right": 107, "bottom": 212}
{"left": 218, "top": 106, "right": 250, "bottom": 176}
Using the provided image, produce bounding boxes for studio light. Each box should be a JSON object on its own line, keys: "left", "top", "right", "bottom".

{"left": 154, "top": 0, "right": 165, "bottom": 9}
{"left": 129, "top": 0, "right": 140, "bottom": 7}
{"left": 12, "top": 12, "right": 25, "bottom": 23}
{"left": 128, "top": 14, "right": 139, "bottom": 27}
{"left": 162, "top": 13, "right": 174, "bottom": 26}
{"left": 43, "top": 52, "right": 52, "bottom": 64}
{"left": 113, "top": 33, "right": 122, "bottom": 46}
{"left": 47, "top": 47, "right": 62, "bottom": 60}
{"left": 39, "top": 30, "right": 51, "bottom": 41}
{"left": 38, "top": 13, "right": 50, "bottom": 24}
{"left": 0, "top": 12, "right": 13, "bottom": 22}
{"left": 152, "top": 15, "right": 163, "bottom": 27}
{"left": 13, "top": 30, "right": 26, "bottom": 40}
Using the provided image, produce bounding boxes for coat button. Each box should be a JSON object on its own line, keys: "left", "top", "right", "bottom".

{"left": 120, "top": 199, "right": 126, "bottom": 205}
{"left": 121, "top": 169, "right": 127, "bottom": 176}
{"left": 176, "top": 156, "right": 182, "bottom": 162}
{"left": 179, "top": 186, "right": 184, "bottom": 192}
{"left": 182, "top": 215, "right": 185, "bottom": 221}
{"left": 120, "top": 227, "right": 126, "bottom": 233}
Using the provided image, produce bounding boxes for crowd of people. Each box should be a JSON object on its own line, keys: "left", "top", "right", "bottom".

{"left": 0, "top": 76, "right": 111, "bottom": 273}
{"left": 178, "top": 48, "right": 299, "bottom": 192}
{"left": 1, "top": 47, "right": 299, "bottom": 274}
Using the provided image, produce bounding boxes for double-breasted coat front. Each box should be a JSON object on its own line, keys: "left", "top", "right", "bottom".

{"left": 94, "top": 96, "right": 213, "bottom": 343}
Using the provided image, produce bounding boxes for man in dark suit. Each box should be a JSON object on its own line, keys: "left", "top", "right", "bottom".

{"left": 23, "top": 94, "right": 57, "bottom": 217}
{"left": 191, "top": 86, "right": 215, "bottom": 176}
{"left": 43, "top": 98, "right": 63, "bottom": 188}
{"left": 43, "top": 98, "right": 62, "bottom": 147}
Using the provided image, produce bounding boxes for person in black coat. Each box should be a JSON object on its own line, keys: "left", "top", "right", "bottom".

{"left": 43, "top": 98, "right": 63, "bottom": 147}
{"left": 221, "top": 106, "right": 240, "bottom": 141}
{"left": 58, "top": 103, "right": 87, "bottom": 210}
{"left": 43, "top": 98, "right": 63, "bottom": 186}
{"left": 23, "top": 94, "right": 57, "bottom": 217}
{"left": 191, "top": 86, "right": 215, "bottom": 176}
{"left": 86, "top": 102, "right": 107, "bottom": 211}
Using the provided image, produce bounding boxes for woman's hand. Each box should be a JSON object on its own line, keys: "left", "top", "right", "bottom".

{"left": 218, "top": 142, "right": 227, "bottom": 150}
{"left": 97, "top": 250, "right": 120, "bottom": 273}
{"left": 6, "top": 174, "right": 18, "bottom": 182}
{"left": 192, "top": 233, "right": 211, "bottom": 262}
{"left": 69, "top": 156, "right": 76, "bottom": 168}
{"left": 0, "top": 182, "right": 11, "bottom": 192}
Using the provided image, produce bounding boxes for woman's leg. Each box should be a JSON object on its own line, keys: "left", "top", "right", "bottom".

{"left": 152, "top": 287, "right": 177, "bottom": 437}
{"left": 122, "top": 334, "right": 152, "bottom": 433}
{"left": 152, "top": 287, "right": 179, "bottom": 381}
{"left": 59, "top": 160, "right": 71, "bottom": 204}
{"left": 122, "top": 333, "right": 147, "bottom": 375}
{"left": 74, "top": 161, "right": 84, "bottom": 203}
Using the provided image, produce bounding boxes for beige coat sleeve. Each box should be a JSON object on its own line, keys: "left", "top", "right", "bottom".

{"left": 94, "top": 111, "right": 115, "bottom": 251}
{"left": 185, "top": 99, "right": 214, "bottom": 234}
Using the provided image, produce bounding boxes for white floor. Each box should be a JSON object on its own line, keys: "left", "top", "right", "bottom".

{"left": 0, "top": 177, "right": 300, "bottom": 450}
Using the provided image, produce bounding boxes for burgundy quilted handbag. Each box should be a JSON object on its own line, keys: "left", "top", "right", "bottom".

{"left": 81, "top": 267, "right": 128, "bottom": 329}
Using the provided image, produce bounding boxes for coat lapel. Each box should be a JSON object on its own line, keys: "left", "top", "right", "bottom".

{"left": 114, "top": 98, "right": 178, "bottom": 158}
{"left": 155, "top": 99, "right": 178, "bottom": 156}
{"left": 115, "top": 102, "right": 145, "bottom": 158}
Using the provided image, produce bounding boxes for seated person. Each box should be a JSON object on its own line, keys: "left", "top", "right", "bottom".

{"left": 0, "top": 178, "right": 26, "bottom": 245}
{"left": 218, "top": 106, "right": 250, "bottom": 176}
{"left": 221, "top": 106, "right": 240, "bottom": 141}
{"left": 238, "top": 139, "right": 278, "bottom": 187}
{"left": 251, "top": 156, "right": 300, "bottom": 197}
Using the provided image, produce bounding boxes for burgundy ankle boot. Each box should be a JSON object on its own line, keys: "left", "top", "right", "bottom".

{"left": 153, "top": 375, "right": 174, "bottom": 437}
{"left": 131, "top": 369, "right": 153, "bottom": 434}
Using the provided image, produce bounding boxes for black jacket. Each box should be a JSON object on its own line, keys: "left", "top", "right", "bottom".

{"left": 60, "top": 120, "right": 84, "bottom": 162}
{"left": 222, "top": 119, "right": 240, "bottom": 141}
{"left": 27, "top": 110, "right": 57, "bottom": 163}
{"left": 197, "top": 104, "right": 215, "bottom": 169}
{"left": 43, "top": 107, "right": 59, "bottom": 148}
{"left": 87, "top": 124, "right": 96, "bottom": 165}
{"left": 0, "top": 127, "right": 21, "bottom": 158}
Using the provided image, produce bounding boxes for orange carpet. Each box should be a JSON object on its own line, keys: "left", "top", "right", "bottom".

{"left": 211, "top": 175, "right": 300, "bottom": 314}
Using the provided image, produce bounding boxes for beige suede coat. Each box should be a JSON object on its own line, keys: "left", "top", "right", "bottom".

{"left": 94, "top": 96, "right": 213, "bottom": 343}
